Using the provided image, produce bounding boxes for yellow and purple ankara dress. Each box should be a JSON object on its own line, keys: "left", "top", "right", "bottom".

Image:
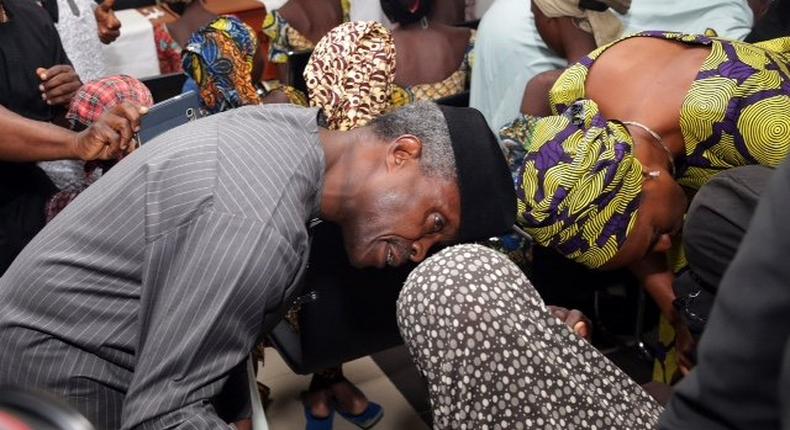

{"left": 505, "top": 31, "right": 790, "bottom": 382}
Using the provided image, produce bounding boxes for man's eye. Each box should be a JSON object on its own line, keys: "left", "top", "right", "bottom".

{"left": 433, "top": 215, "right": 445, "bottom": 232}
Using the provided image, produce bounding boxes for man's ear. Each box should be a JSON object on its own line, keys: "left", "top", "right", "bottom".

{"left": 387, "top": 135, "right": 422, "bottom": 170}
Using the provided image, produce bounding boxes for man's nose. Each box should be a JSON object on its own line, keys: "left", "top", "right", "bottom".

{"left": 408, "top": 238, "right": 436, "bottom": 263}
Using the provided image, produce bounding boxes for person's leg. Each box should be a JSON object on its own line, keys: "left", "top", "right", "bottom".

{"left": 212, "top": 360, "right": 252, "bottom": 425}
{"left": 307, "top": 366, "right": 383, "bottom": 428}
{"left": 326, "top": 372, "right": 369, "bottom": 415}
{"left": 745, "top": 0, "right": 790, "bottom": 42}
{"left": 0, "top": 326, "right": 127, "bottom": 429}
{"left": 306, "top": 368, "right": 343, "bottom": 419}
{"left": 674, "top": 165, "right": 773, "bottom": 339}
{"left": 659, "top": 155, "right": 790, "bottom": 429}
{"left": 397, "top": 244, "right": 662, "bottom": 430}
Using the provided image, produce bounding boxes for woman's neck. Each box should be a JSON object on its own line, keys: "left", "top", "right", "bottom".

{"left": 628, "top": 123, "right": 678, "bottom": 177}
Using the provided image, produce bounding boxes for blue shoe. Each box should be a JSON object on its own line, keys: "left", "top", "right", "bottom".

{"left": 304, "top": 406, "right": 334, "bottom": 430}
{"left": 336, "top": 402, "right": 383, "bottom": 429}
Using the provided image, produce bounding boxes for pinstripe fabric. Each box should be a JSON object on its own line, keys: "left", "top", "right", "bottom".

{"left": 0, "top": 104, "right": 325, "bottom": 429}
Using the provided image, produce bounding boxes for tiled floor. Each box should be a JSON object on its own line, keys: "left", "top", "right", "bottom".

{"left": 259, "top": 347, "right": 429, "bottom": 430}
{"left": 258, "top": 338, "right": 654, "bottom": 429}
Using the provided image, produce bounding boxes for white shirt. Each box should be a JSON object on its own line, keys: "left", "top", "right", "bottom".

{"left": 470, "top": 0, "right": 754, "bottom": 133}
{"left": 349, "top": 0, "right": 394, "bottom": 28}
{"left": 55, "top": 0, "right": 107, "bottom": 82}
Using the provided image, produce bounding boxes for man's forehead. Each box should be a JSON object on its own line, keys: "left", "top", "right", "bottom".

{"left": 422, "top": 175, "right": 459, "bottom": 197}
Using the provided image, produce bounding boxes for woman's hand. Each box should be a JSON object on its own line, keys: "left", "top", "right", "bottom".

{"left": 631, "top": 252, "right": 697, "bottom": 373}
{"left": 547, "top": 305, "right": 592, "bottom": 341}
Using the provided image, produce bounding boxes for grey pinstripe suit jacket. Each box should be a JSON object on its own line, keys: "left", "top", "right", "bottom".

{"left": 0, "top": 105, "right": 324, "bottom": 429}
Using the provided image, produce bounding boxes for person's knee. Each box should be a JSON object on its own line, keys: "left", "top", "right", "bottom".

{"left": 684, "top": 165, "right": 773, "bottom": 286}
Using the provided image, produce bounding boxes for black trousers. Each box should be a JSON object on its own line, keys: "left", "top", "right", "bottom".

{"left": 660, "top": 155, "right": 790, "bottom": 429}
{"left": 673, "top": 166, "right": 773, "bottom": 339}
{"left": 0, "top": 163, "right": 56, "bottom": 276}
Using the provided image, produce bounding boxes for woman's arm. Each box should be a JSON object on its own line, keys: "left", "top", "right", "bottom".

{"left": 520, "top": 69, "right": 564, "bottom": 116}
{"left": 631, "top": 252, "right": 696, "bottom": 374}
{"left": 531, "top": 3, "right": 596, "bottom": 64}
{"left": 522, "top": 6, "right": 597, "bottom": 116}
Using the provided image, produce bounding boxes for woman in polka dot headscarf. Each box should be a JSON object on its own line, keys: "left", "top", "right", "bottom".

{"left": 398, "top": 152, "right": 790, "bottom": 429}
{"left": 397, "top": 244, "right": 661, "bottom": 429}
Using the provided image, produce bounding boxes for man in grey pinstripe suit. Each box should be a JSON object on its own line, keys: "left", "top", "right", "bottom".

{"left": 0, "top": 101, "right": 516, "bottom": 429}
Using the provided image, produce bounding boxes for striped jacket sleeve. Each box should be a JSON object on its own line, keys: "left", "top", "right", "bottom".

{"left": 120, "top": 209, "right": 301, "bottom": 429}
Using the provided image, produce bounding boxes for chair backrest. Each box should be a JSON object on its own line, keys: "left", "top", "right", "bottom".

{"left": 141, "top": 73, "right": 188, "bottom": 104}
{"left": 246, "top": 357, "right": 270, "bottom": 430}
{"left": 285, "top": 50, "right": 313, "bottom": 95}
{"left": 435, "top": 90, "right": 470, "bottom": 107}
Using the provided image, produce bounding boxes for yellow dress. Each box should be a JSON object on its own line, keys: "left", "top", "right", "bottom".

{"left": 390, "top": 30, "right": 477, "bottom": 106}
{"left": 549, "top": 31, "right": 790, "bottom": 383}
{"left": 550, "top": 31, "right": 790, "bottom": 190}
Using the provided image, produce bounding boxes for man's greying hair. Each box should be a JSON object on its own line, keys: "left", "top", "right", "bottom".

{"left": 370, "top": 102, "right": 457, "bottom": 180}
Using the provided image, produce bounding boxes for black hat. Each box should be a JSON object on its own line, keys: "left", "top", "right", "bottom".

{"left": 438, "top": 105, "right": 517, "bottom": 243}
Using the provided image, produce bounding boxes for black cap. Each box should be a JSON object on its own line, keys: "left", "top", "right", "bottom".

{"left": 438, "top": 105, "right": 517, "bottom": 243}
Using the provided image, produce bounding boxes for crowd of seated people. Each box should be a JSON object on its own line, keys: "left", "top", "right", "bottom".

{"left": 1, "top": 0, "right": 790, "bottom": 429}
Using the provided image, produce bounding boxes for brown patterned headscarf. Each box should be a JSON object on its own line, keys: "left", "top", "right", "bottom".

{"left": 304, "top": 21, "right": 396, "bottom": 131}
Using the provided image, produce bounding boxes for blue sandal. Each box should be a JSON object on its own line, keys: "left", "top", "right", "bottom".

{"left": 304, "top": 407, "right": 334, "bottom": 430}
{"left": 336, "top": 402, "right": 384, "bottom": 429}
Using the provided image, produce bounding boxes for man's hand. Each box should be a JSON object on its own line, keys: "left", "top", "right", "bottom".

{"left": 72, "top": 102, "right": 147, "bottom": 161}
{"left": 547, "top": 305, "right": 592, "bottom": 341}
{"left": 36, "top": 65, "right": 82, "bottom": 107}
{"left": 95, "top": 0, "right": 121, "bottom": 44}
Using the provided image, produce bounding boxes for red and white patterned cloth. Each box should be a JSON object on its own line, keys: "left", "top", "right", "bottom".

{"left": 66, "top": 74, "right": 154, "bottom": 128}
{"left": 45, "top": 75, "right": 154, "bottom": 223}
